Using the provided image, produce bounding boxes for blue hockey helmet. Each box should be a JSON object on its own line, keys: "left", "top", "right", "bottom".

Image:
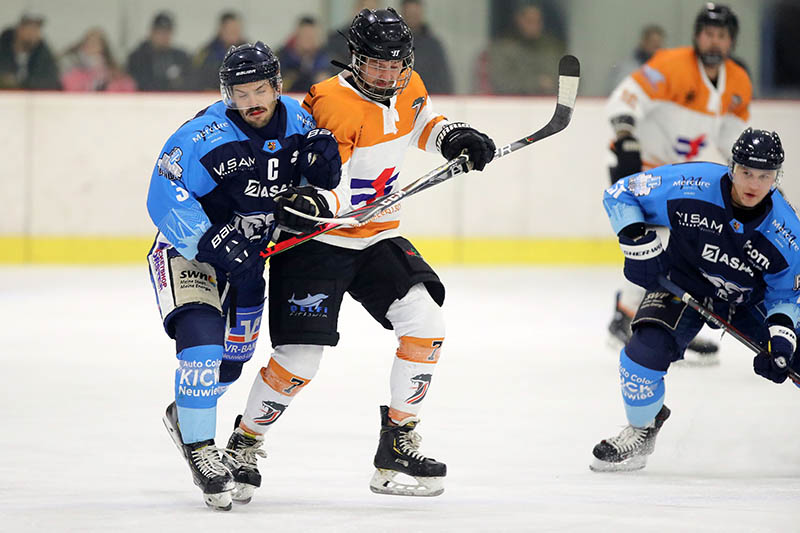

{"left": 345, "top": 8, "right": 415, "bottom": 100}
{"left": 731, "top": 128, "right": 784, "bottom": 170}
{"left": 219, "top": 41, "right": 281, "bottom": 109}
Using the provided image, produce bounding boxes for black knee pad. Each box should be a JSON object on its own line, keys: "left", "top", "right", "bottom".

{"left": 219, "top": 359, "right": 245, "bottom": 384}
{"left": 627, "top": 324, "right": 679, "bottom": 371}
{"left": 172, "top": 306, "right": 225, "bottom": 353}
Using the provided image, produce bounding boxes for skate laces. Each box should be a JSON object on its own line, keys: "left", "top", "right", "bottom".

{"left": 397, "top": 429, "right": 426, "bottom": 461}
{"left": 607, "top": 425, "right": 648, "bottom": 453}
{"left": 227, "top": 432, "right": 266, "bottom": 466}
{"left": 191, "top": 445, "right": 229, "bottom": 477}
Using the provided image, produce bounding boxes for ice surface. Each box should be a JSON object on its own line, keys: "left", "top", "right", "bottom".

{"left": 1, "top": 266, "right": 798, "bottom": 532}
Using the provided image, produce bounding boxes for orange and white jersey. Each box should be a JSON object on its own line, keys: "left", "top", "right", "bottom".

{"left": 302, "top": 71, "right": 447, "bottom": 249}
{"left": 607, "top": 46, "right": 751, "bottom": 168}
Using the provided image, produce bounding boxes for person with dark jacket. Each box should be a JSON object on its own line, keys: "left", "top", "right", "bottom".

{"left": 401, "top": 0, "right": 453, "bottom": 94}
{"left": 127, "top": 12, "right": 191, "bottom": 92}
{"left": 192, "top": 11, "right": 246, "bottom": 90}
{"left": 0, "top": 12, "right": 60, "bottom": 90}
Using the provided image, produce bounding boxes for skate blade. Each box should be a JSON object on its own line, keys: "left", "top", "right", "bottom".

{"left": 203, "top": 490, "right": 233, "bottom": 511}
{"left": 232, "top": 482, "right": 255, "bottom": 504}
{"left": 589, "top": 455, "right": 647, "bottom": 472}
{"left": 369, "top": 469, "right": 444, "bottom": 497}
{"left": 162, "top": 414, "right": 185, "bottom": 455}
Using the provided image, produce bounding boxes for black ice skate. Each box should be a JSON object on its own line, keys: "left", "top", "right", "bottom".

{"left": 225, "top": 415, "right": 266, "bottom": 504}
{"left": 608, "top": 293, "right": 720, "bottom": 365}
{"left": 590, "top": 404, "right": 671, "bottom": 472}
{"left": 370, "top": 405, "right": 446, "bottom": 497}
{"left": 162, "top": 402, "right": 234, "bottom": 511}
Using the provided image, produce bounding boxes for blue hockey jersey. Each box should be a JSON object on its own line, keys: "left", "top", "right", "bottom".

{"left": 146, "top": 96, "right": 315, "bottom": 259}
{"left": 604, "top": 162, "right": 800, "bottom": 326}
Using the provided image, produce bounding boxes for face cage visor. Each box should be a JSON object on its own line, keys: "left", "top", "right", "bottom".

{"left": 351, "top": 52, "right": 414, "bottom": 100}
{"left": 221, "top": 75, "right": 282, "bottom": 110}
{"left": 729, "top": 161, "right": 783, "bottom": 191}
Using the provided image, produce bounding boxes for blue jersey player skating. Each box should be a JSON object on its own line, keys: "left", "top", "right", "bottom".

{"left": 146, "top": 41, "right": 341, "bottom": 510}
{"left": 591, "top": 128, "right": 800, "bottom": 472}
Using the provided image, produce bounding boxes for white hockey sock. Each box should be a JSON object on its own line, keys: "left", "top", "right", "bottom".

{"left": 240, "top": 344, "right": 322, "bottom": 435}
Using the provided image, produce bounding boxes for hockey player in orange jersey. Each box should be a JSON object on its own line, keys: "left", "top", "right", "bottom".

{"left": 224, "top": 7, "right": 495, "bottom": 501}
{"left": 605, "top": 3, "right": 751, "bottom": 364}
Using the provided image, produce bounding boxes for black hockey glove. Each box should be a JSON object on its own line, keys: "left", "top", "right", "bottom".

{"left": 274, "top": 185, "right": 332, "bottom": 233}
{"left": 610, "top": 134, "right": 643, "bottom": 184}
{"left": 753, "top": 323, "right": 796, "bottom": 384}
{"left": 196, "top": 223, "right": 265, "bottom": 286}
{"left": 296, "top": 128, "right": 342, "bottom": 190}
{"left": 437, "top": 122, "right": 496, "bottom": 171}
{"left": 618, "top": 229, "right": 666, "bottom": 291}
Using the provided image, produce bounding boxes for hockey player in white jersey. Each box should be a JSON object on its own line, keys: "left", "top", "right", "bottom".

{"left": 605, "top": 3, "right": 752, "bottom": 365}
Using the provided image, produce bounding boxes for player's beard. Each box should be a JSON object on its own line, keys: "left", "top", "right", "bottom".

{"left": 242, "top": 105, "right": 273, "bottom": 128}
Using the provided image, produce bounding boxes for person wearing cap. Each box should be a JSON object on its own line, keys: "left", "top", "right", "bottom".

{"left": 0, "top": 12, "right": 60, "bottom": 89}
{"left": 127, "top": 11, "right": 191, "bottom": 91}
{"left": 591, "top": 127, "right": 800, "bottom": 473}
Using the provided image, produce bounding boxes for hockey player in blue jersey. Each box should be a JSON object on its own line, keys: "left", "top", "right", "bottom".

{"left": 146, "top": 41, "right": 341, "bottom": 510}
{"left": 591, "top": 128, "right": 800, "bottom": 472}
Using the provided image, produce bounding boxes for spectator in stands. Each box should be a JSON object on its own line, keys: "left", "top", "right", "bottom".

{"left": 60, "top": 27, "right": 136, "bottom": 92}
{"left": 486, "top": 2, "right": 565, "bottom": 95}
{"left": 606, "top": 24, "right": 665, "bottom": 94}
{"left": 401, "top": 0, "right": 453, "bottom": 94}
{"left": 193, "top": 11, "right": 246, "bottom": 90}
{"left": 127, "top": 12, "right": 191, "bottom": 92}
{"left": 278, "top": 16, "right": 331, "bottom": 94}
{"left": 0, "top": 12, "right": 60, "bottom": 90}
{"left": 325, "top": 0, "right": 378, "bottom": 67}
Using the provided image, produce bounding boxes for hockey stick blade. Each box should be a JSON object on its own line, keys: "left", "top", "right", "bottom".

{"left": 259, "top": 54, "right": 580, "bottom": 259}
{"left": 658, "top": 275, "right": 800, "bottom": 382}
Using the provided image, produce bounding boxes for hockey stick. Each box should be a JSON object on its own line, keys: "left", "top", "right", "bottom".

{"left": 658, "top": 274, "right": 800, "bottom": 383}
{"left": 259, "top": 54, "right": 580, "bottom": 259}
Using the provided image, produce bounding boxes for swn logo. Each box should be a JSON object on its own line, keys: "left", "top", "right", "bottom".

{"left": 157, "top": 147, "right": 184, "bottom": 180}
{"left": 674, "top": 134, "right": 706, "bottom": 159}
{"left": 180, "top": 269, "right": 217, "bottom": 284}
{"left": 405, "top": 374, "right": 432, "bottom": 405}
{"left": 254, "top": 401, "right": 287, "bottom": 426}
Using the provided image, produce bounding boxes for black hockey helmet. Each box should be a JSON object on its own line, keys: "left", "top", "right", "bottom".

{"left": 694, "top": 3, "right": 739, "bottom": 41}
{"left": 219, "top": 41, "right": 282, "bottom": 109}
{"left": 345, "top": 8, "right": 415, "bottom": 100}
{"left": 731, "top": 128, "right": 784, "bottom": 170}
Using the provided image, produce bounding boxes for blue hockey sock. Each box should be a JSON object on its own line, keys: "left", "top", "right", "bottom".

{"left": 619, "top": 348, "right": 666, "bottom": 427}
{"left": 219, "top": 303, "right": 264, "bottom": 391}
{"left": 175, "top": 344, "right": 224, "bottom": 443}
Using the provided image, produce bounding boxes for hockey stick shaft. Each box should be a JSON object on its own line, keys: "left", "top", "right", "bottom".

{"left": 658, "top": 274, "right": 800, "bottom": 382}
{"left": 259, "top": 55, "right": 580, "bottom": 260}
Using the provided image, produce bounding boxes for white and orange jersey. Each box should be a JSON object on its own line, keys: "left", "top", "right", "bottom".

{"left": 302, "top": 71, "right": 447, "bottom": 249}
{"left": 607, "top": 46, "right": 751, "bottom": 168}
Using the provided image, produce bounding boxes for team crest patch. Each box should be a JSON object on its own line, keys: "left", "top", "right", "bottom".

{"left": 627, "top": 173, "right": 661, "bottom": 197}
{"left": 263, "top": 139, "right": 282, "bottom": 153}
{"left": 157, "top": 147, "right": 184, "bottom": 180}
{"left": 405, "top": 374, "right": 432, "bottom": 405}
{"left": 730, "top": 219, "right": 743, "bottom": 233}
{"left": 254, "top": 400, "right": 287, "bottom": 426}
